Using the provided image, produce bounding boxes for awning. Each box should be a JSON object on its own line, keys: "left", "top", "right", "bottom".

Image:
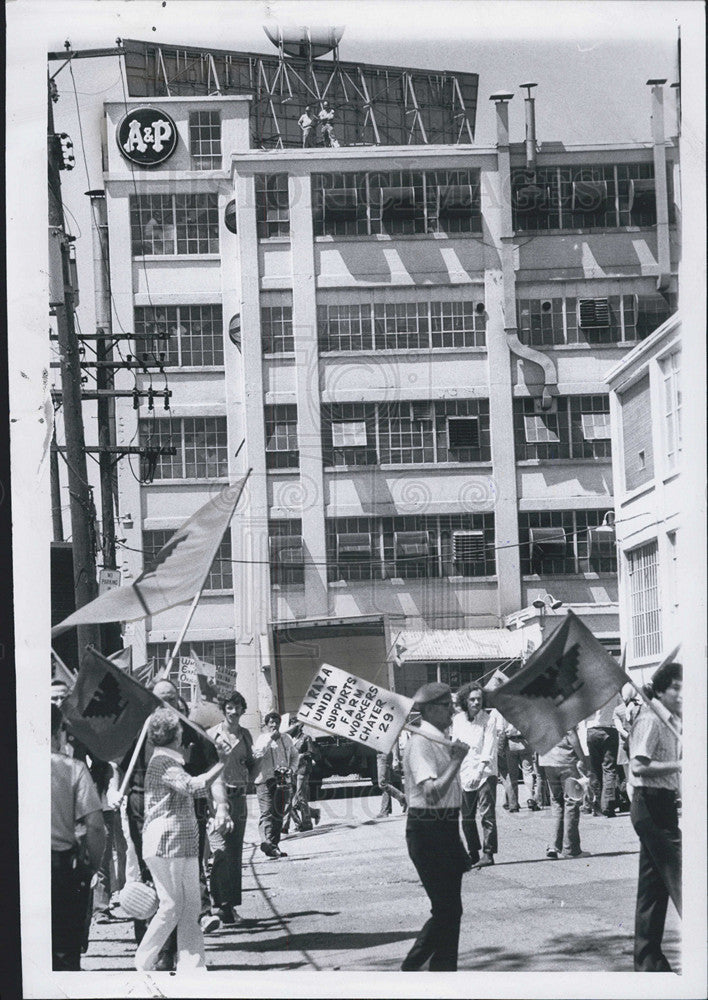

{"left": 395, "top": 629, "right": 525, "bottom": 663}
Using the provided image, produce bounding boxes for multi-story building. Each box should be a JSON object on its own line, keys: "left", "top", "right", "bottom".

{"left": 103, "top": 38, "right": 680, "bottom": 729}
{"left": 606, "top": 313, "right": 682, "bottom": 678}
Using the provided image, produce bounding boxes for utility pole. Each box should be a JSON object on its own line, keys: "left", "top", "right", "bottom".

{"left": 87, "top": 189, "right": 117, "bottom": 572}
{"left": 48, "top": 75, "right": 101, "bottom": 655}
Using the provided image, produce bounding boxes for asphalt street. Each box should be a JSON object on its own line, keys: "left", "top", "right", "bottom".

{"left": 85, "top": 788, "right": 680, "bottom": 974}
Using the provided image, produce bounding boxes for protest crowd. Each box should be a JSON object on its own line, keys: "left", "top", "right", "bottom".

{"left": 50, "top": 645, "right": 682, "bottom": 974}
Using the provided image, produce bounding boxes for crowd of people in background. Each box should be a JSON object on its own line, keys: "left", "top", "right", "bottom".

{"left": 51, "top": 661, "right": 681, "bottom": 974}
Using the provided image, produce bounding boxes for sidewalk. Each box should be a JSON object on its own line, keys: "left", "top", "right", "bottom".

{"left": 85, "top": 795, "right": 680, "bottom": 973}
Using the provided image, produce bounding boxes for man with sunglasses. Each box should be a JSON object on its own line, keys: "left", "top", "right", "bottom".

{"left": 400, "top": 683, "right": 471, "bottom": 972}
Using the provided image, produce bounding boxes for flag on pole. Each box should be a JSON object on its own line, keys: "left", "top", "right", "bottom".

{"left": 485, "top": 611, "right": 628, "bottom": 755}
{"left": 189, "top": 647, "right": 216, "bottom": 682}
{"left": 60, "top": 646, "right": 161, "bottom": 762}
{"left": 133, "top": 657, "right": 156, "bottom": 688}
{"left": 108, "top": 646, "right": 133, "bottom": 673}
{"left": 51, "top": 478, "right": 249, "bottom": 635}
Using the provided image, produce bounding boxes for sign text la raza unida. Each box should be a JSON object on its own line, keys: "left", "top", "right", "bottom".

{"left": 297, "top": 664, "right": 413, "bottom": 756}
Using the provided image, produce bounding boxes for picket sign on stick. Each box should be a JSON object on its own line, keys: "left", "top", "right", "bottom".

{"left": 51, "top": 647, "right": 78, "bottom": 686}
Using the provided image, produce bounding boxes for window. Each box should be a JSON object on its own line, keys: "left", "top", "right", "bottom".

{"left": 261, "top": 302, "right": 293, "bottom": 354}
{"left": 256, "top": 174, "right": 289, "bottom": 238}
{"left": 327, "top": 513, "right": 495, "bottom": 582}
{"left": 514, "top": 396, "right": 611, "bottom": 460}
{"left": 143, "top": 530, "right": 232, "bottom": 590}
{"left": 318, "top": 299, "right": 485, "bottom": 353}
{"left": 378, "top": 402, "right": 435, "bottom": 465}
{"left": 661, "top": 351, "right": 682, "bottom": 471}
{"left": 134, "top": 305, "right": 223, "bottom": 366}
{"left": 130, "top": 194, "right": 219, "bottom": 255}
{"left": 519, "top": 510, "right": 617, "bottom": 575}
{"left": 517, "top": 292, "right": 676, "bottom": 347}
{"left": 512, "top": 163, "right": 657, "bottom": 232}
{"left": 269, "top": 520, "right": 304, "bottom": 586}
{"left": 265, "top": 405, "right": 298, "bottom": 469}
{"left": 627, "top": 541, "right": 662, "bottom": 658}
{"left": 189, "top": 110, "right": 221, "bottom": 170}
{"left": 322, "top": 399, "right": 491, "bottom": 467}
{"left": 322, "top": 403, "right": 377, "bottom": 467}
{"left": 312, "top": 169, "right": 481, "bottom": 237}
{"left": 138, "top": 417, "right": 228, "bottom": 480}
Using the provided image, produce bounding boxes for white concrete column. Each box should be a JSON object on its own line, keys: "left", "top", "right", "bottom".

{"left": 485, "top": 95, "right": 522, "bottom": 615}
{"left": 647, "top": 80, "right": 671, "bottom": 287}
{"left": 288, "top": 171, "right": 329, "bottom": 617}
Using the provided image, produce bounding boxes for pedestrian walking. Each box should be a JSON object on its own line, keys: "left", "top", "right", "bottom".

{"left": 206, "top": 689, "right": 253, "bottom": 925}
{"left": 375, "top": 739, "right": 407, "bottom": 818}
{"left": 51, "top": 703, "right": 106, "bottom": 970}
{"left": 318, "top": 101, "right": 339, "bottom": 147}
{"left": 253, "top": 712, "right": 299, "bottom": 858}
{"left": 281, "top": 722, "right": 321, "bottom": 832}
{"left": 298, "top": 106, "right": 316, "bottom": 147}
{"left": 538, "top": 729, "right": 591, "bottom": 860}
{"left": 400, "top": 683, "right": 471, "bottom": 972}
{"left": 586, "top": 693, "right": 622, "bottom": 817}
{"left": 614, "top": 683, "right": 642, "bottom": 811}
{"left": 503, "top": 722, "right": 540, "bottom": 812}
{"left": 628, "top": 662, "right": 682, "bottom": 972}
{"left": 451, "top": 683, "right": 503, "bottom": 867}
{"left": 134, "top": 708, "right": 225, "bottom": 972}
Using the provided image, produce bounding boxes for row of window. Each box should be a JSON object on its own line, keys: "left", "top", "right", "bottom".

{"left": 128, "top": 160, "right": 664, "bottom": 254}
{"left": 127, "top": 295, "right": 673, "bottom": 365}
{"left": 143, "top": 530, "right": 233, "bottom": 590}
{"left": 137, "top": 394, "right": 611, "bottom": 479}
{"left": 269, "top": 509, "right": 616, "bottom": 586}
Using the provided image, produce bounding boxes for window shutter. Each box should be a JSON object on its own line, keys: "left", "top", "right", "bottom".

{"left": 452, "top": 530, "right": 485, "bottom": 563}
{"left": 578, "top": 298, "right": 611, "bottom": 329}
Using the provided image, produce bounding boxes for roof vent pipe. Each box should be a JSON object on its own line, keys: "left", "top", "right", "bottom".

{"left": 521, "top": 82, "right": 538, "bottom": 172}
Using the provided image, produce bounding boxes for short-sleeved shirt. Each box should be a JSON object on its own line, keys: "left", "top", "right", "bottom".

{"left": 403, "top": 720, "right": 461, "bottom": 810}
{"left": 586, "top": 694, "right": 621, "bottom": 729}
{"left": 451, "top": 709, "right": 500, "bottom": 791}
{"left": 51, "top": 752, "right": 103, "bottom": 851}
{"left": 538, "top": 733, "right": 579, "bottom": 769}
{"left": 142, "top": 747, "right": 210, "bottom": 859}
{"left": 208, "top": 722, "right": 253, "bottom": 788}
{"left": 628, "top": 705, "right": 681, "bottom": 793}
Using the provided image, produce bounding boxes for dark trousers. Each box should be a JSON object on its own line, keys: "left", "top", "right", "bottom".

{"left": 51, "top": 850, "right": 92, "bottom": 970}
{"left": 209, "top": 789, "right": 247, "bottom": 909}
{"left": 403, "top": 813, "right": 467, "bottom": 971}
{"left": 257, "top": 778, "right": 289, "bottom": 847}
{"left": 587, "top": 727, "right": 619, "bottom": 811}
{"left": 461, "top": 776, "right": 498, "bottom": 857}
{"left": 631, "top": 787, "right": 682, "bottom": 971}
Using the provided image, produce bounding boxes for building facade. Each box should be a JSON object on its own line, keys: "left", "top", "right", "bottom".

{"left": 102, "top": 41, "right": 680, "bottom": 728}
{"left": 606, "top": 313, "right": 682, "bottom": 678}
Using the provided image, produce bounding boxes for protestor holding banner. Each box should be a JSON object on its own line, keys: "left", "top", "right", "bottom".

{"left": 400, "top": 683, "right": 471, "bottom": 972}
{"left": 628, "top": 660, "right": 682, "bottom": 972}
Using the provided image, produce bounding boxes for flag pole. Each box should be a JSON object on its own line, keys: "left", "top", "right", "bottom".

{"left": 159, "top": 471, "right": 252, "bottom": 681}
{"left": 117, "top": 715, "right": 151, "bottom": 801}
{"left": 51, "top": 647, "right": 78, "bottom": 687}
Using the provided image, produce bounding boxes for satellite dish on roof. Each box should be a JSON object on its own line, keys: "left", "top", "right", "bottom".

{"left": 264, "top": 22, "right": 344, "bottom": 59}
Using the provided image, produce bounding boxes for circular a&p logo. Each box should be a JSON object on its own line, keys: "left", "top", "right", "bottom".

{"left": 117, "top": 107, "right": 178, "bottom": 167}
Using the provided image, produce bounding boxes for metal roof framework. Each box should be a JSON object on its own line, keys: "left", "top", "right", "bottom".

{"left": 121, "top": 39, "right": 478, "bottom": 149}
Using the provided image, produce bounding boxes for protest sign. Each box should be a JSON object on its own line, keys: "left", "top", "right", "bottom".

{"left": 297, "top": 663, "right": 413, "bottom": 755}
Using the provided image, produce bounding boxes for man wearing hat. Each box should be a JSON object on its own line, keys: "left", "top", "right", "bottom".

{"left": 400, "top": 682, "right": 471, "bottom": 972}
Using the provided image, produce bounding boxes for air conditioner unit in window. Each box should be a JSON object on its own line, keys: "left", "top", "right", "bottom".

{"left": 379, "top": 186, "right": 417, "bottom": 216}
{"left": 411, "top": 402, "right": 434, "bottom": 422}
{"left": 452, "top": 530, "right": 485, "bottom": 563}
{"left": 447, "top": 417, "right": 480, "bottom": 450}
{"left": 437, "top": 183, "right": 475, "bottom": 216}
{"left": 323, "top": 188, "right": 359, "bottom": 218}
{"left": 571, "top": 179, "right": 608, "bottom": 212}
{"left": 532, "top": 396, "right": 558, "bottom": 415}
{"left": 394, "top": 531, "right": 430, "bottom": 559}
{"left": 337, "top": 532, "right": 372, "bottom": 558}
{"left": 529, "top": 526, "right": 567, "bottom": 557}
{"left": 578, "top": 298, "right": 611, "bottom": 329}
{"left": 269, "top": 535, "right": 304, "bottom": 564}
{"left": 587, "top": 527, "right": 615, "bottom": 558}
{"left": 627, "top": 178, "right": 656, "bottom": 213}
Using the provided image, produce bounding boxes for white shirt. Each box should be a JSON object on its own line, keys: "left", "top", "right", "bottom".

{"left": 252, "top": 732, "right": 299, "bottom": 785}
{"left": 403, "top": 720, "right": 461, "bottom": 809}
{"left": 451, "top": 708, "right": 500, "bottom": 791}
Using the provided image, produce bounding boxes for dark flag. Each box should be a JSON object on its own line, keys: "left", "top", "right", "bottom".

{"left": 60, "top": 646, "right": 160, "bottom": 761}
{"left": 485, "top": 611, "right": 627, "bottom": 754}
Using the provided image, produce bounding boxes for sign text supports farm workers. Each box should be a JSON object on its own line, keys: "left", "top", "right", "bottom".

{"left": 297, "top": 664, "right": 413, "bottom": 755}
